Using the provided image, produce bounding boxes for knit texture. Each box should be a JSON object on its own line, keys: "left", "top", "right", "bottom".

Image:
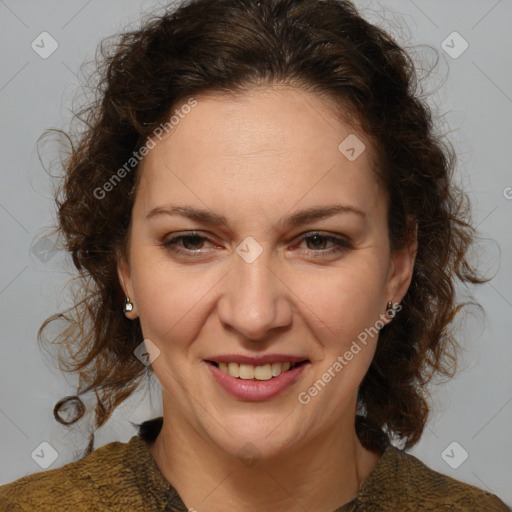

{"left": 0, "top": 417, "right": 509, "bottom": 511}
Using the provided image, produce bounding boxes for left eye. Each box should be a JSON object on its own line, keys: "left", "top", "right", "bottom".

{"left": 302, "top": 234, "right": 336, "bottom": 250}
{"left": 296, "top": 233, "right": 351, "bottom": 256}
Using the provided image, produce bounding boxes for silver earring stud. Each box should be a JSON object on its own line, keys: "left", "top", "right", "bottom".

{"left": 123, "top": 297, "right": 134, "bottom": 313}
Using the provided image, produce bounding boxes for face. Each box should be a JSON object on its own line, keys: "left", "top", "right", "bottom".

{"left": 118, "top": 85, "right": 415, "bottom": 459}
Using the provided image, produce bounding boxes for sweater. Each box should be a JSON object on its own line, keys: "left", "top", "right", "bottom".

{"left": 0, "top": 417, "right": 509, "bottom": 511}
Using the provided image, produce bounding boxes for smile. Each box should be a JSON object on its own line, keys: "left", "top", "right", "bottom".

{"left": 205, "top": 358, "right": 310, "bottom": 401}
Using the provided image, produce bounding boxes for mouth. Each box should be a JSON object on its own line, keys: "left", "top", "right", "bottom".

{"left": 206, "top": 360, "right": 310, "bottom": 381}
{"left": 205, "top": 357, "right": 310, "bottom": 401}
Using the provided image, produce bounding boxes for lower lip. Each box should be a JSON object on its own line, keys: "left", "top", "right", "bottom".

{"left": 205, "top": 361, "right": 309, "bottom": 401}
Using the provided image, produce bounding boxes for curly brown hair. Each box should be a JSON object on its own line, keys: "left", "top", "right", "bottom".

{"left": 40, "top": 0, "right": 484, "bottom": 456}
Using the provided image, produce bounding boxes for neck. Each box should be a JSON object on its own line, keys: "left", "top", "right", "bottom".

{"left": 148, "top": 404, "right": 381, "bottom": 512}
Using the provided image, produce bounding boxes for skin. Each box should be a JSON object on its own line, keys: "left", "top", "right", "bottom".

{"left": 118, "top": 84, "right": 417, "bottom": 512}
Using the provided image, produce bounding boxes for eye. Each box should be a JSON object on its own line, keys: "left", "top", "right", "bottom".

{"left": 161, "top": 232, "right": 213, "bottom": 255}
{"left": 160, "top": 231, "right": 352, "bottom": 259}
{"left": 295, "top": 232, "right": 352, "bottom": 257}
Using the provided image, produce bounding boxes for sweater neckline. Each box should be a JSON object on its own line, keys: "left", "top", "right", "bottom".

{"left": 126, "top": 416, "right": 397, "bottom": 511}
{"left": 125, "top": 432, "right": 187, "bottom": 510}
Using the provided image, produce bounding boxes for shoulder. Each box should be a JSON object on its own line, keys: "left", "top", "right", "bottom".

{"left": 363, "top": 445, "right": 510, "bottom": 511}
{"left": 0, "top": 436, "right": 143, "bottom": 511}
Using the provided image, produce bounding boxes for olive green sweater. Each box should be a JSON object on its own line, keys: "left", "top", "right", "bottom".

{"left": 0, "top": 418, "right": 509, "bottom": 511}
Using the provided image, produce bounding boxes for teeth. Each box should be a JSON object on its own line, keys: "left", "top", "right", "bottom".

{"left": 254, "top": 364, "right": 272, "bottom": 381}
{"left": 271, "top": 362, "right": 282, "bottom": 377}
{"left": 239, "top": 364, "right": 255, "bottom": 379}
{"left": 216, "top": 361, "right": 298, "bottom": 380}
{"left": 228, "top": 362, "right": 240, "bottom": 378}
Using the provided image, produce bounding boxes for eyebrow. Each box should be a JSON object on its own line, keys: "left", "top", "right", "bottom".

{"left": 146, "top": 203, "right": 366, "bottom": 228}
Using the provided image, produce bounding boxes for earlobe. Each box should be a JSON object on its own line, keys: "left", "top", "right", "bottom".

{"left": 117, "top": 256, "right": 138, "bottom": 319}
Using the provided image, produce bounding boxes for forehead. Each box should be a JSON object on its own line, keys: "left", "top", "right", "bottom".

{"left": 135, "top": 85, "right": 384, "bottom": 219}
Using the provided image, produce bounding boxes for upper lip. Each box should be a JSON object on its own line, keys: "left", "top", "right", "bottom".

{"left": 205, "top": 354, "right": 309, "bottom": 365}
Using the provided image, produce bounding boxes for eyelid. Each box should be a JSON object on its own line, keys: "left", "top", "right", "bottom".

{"left": 291, "top": 231, "right": 352, "bottom": 254}
{"left": 292, "top": 230, "right": 350, "bottom": 244}
{"left": 161, "top": 231, "right": 217, "bottom": 251}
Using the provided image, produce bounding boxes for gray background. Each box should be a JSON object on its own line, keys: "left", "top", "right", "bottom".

{"left": 1, "top": 0, "right": 511, "bottom": 505}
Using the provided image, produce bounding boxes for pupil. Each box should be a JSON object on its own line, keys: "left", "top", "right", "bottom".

{"left": 185, "top": 236, "right": 202, "bottom": 249}
{"left": 309, "top": 235, "right": 325, "bottom": 249}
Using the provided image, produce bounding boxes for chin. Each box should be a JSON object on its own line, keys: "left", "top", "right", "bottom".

{"left": 202, "top": 410, "right": 307, "bottom": 462}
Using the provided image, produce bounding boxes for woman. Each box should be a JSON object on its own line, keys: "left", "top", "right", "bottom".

{"left": 0, "top": 0, "right": 509, "bottom": 510}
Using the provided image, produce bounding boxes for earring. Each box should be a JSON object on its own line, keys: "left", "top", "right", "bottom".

{"left": 386, "top": 301, "right": 393, "bottom": 314}
{"left": 123, "top": 297, "right": 134, "bottom": 313}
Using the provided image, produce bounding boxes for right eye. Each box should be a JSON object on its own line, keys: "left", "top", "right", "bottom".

{"left": 161, "top": 232, "right": 214, "bottom": 255}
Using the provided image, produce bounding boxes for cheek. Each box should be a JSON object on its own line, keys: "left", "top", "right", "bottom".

{"left": 291, "top": 268, "right": 385, "bottom": 414}
{"left": 293, "top": 263, "right": 387, "bottom": 346}
{"left": 130, "top": 255, "right": 209, "bottom": 348}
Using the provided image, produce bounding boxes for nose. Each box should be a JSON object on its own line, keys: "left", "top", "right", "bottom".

{"left": 217, "top": 251, "right": 293, "bottom": 341}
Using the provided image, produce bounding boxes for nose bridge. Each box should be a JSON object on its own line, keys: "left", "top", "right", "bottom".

{"left": 218, "top": 246, "right": 291, "bottom": 340}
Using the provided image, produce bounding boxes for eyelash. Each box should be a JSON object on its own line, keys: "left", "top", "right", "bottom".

{"left": 161, "top": 231, "right": 351, "bottom": 258}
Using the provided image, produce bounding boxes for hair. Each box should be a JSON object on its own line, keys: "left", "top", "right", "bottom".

{"left": 40, "top": 0, "right": 485, "bottom": 456}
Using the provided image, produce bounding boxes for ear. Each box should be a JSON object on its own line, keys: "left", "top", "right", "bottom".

{"left": 385, "top": 223, "right": 418, "bottom": 305}
{"left": 117, "top": 253, "right": 138, "bottom": 320}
